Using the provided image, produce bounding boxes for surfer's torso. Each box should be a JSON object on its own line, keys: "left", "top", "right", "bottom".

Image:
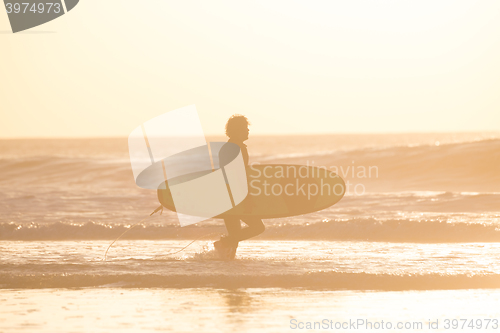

{"left": 228, "top": 139, "right": 249, "bottom": 166}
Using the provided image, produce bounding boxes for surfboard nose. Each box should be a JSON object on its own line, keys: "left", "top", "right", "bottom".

{"left": 4, "top": 0, "right": 79, "bottom": 33}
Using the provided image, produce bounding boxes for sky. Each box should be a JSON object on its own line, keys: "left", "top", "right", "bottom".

{"left": 1, "top": 0, "right": 500, "bottom": 137}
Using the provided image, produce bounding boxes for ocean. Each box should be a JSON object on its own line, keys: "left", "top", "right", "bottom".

{"left": 1, "top": 133, "right": 500, "bottom": 332}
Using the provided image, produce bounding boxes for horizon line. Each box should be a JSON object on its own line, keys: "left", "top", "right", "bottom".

{"left": 0, "top": 130, "right": 499, "bottom": 140}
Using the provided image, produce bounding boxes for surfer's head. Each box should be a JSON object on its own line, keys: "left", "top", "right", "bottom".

{"left": 225, "top": 115, "right": 250, "bottom": 142}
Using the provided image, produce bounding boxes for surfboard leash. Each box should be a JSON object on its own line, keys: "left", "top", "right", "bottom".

{"left": 103, "top": 205, "right": 221, "bottom": 261}
{"left": 104, "top": 205, "right": 163, "bottom": 261}
{"left": 155, "top": 231, "right": 222, "bottom": 258}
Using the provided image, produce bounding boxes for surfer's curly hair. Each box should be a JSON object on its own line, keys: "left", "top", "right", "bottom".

{"left": 225, "top": 114, "right": 250, "bottom": 138}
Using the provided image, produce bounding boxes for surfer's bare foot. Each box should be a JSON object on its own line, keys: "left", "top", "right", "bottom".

{"left": 214, "top": 236, "right": 238, "bottom": 260}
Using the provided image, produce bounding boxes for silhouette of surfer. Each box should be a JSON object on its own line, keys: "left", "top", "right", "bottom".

{"left": 214, "top": 115, "right": 265, "bottom": 259}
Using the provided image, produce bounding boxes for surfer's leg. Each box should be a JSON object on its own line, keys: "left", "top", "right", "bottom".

{"left": 237, "top": 217, "right": 265, "bottom": 241}
{"left": 214, "top": 217, "right": 240, "bottom": 258}
{"left": 223, "top": 217, "right": 241, "bottom": 245}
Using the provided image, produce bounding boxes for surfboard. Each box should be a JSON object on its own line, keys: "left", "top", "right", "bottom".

{"left": 157, "top": 164, "right": 345, "bottom": 219}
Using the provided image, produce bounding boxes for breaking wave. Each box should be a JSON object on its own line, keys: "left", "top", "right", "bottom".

{"left": 2, "top": 218, "right": 500, "bottom": 242}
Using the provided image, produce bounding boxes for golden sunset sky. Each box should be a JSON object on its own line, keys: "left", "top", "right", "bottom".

{"left": 1, "top": 0, "right": 500, "bottom": 137}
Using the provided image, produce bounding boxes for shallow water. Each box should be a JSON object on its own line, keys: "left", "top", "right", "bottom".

{"left": 1, "top": 240, "right": 500, "bottom": 290}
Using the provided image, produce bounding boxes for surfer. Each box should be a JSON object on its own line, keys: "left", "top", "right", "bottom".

{"left": 214, "top": 115, "right": 265, "bottom": 259}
